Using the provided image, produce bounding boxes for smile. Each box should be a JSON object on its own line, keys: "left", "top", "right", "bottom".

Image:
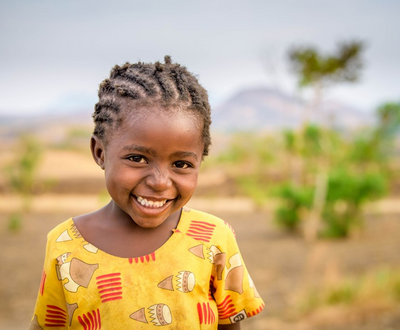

{"left": 136, "top": 196, "right": 168, "bottom": 208}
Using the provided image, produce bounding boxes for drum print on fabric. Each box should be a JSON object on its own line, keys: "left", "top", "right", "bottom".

{"left": 157, "top": 271, "right": 196, "bottom": 293}
{"left": 130, "top": 303, "right": 172, "bottom": 326}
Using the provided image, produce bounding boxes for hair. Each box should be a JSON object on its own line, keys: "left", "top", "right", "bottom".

{"left": 92, "top": 56, "right": 212, "bottom": 157}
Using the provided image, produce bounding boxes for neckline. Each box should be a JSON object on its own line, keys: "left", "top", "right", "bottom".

{"left": 70, "top": 210, "right": 186, "bottom": 260}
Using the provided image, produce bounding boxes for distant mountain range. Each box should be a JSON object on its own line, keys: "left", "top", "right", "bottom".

{"left": 212, "top": 87, "right": 375, "bottom": 132}
{"left": 0, "top": 87, "right": 376, "bottom": 140}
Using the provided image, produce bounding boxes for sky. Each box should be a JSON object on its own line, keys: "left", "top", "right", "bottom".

{"left": 0, "top": 0, "right": 399, "bottom": 116}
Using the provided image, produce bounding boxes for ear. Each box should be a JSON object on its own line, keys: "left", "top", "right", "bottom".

{"left": 91, "top": 135, "right": 105, "bottom": 170}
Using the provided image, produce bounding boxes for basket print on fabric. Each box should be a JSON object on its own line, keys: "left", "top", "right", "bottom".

{"left": 56, "top": 254, "right": 99, "bottom": 293}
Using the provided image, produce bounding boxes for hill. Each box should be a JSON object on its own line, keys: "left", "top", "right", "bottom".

{"left": 212, "top": 87, "right": 375, "bottom": 132}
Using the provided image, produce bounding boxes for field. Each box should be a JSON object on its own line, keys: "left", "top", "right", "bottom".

{"left": 1, "top": 147, "right": 400, "bottom": 329}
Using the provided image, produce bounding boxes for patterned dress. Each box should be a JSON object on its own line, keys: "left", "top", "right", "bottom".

{"left": 30, "top": 208, "right": 265, "bottom": 329}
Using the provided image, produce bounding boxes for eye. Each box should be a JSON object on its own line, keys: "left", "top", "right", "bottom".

{"left": 173, "top": 161, "right": 192, "bottom": 169}
{"left": 128, "top": 155, "right": 147, "bottom": 163}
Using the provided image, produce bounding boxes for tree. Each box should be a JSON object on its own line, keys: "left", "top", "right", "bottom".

{"left": 289, "top": 41, "right": 364, "bottom": 88}
{"left": 288, "top": 40, "right": 365, "bottom": 124}
{"left": 286, "top": 40, "right": 365, "bottom": 240}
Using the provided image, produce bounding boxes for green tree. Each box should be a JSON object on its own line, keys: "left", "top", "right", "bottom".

{"left": 289, "top": 40, "right": 365, "bottom": 128}
{"left": 289, "top": 41, "right": 364, "bottom": 87}
{"left": 286, "top": 40, "right": 365, "bottom": 240}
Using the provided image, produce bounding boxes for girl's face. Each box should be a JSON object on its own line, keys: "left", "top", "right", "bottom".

{"left": 92, "top": 107, "right": 204, "bottom": 229}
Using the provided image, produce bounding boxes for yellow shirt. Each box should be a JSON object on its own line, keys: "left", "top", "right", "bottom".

{"left": 30, "top": 208, "right": 264, "bottom": 329}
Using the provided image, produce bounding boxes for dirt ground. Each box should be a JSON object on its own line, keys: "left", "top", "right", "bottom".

{"left": 1, "top": 146, "right": 400, "bottom": 329}
{"left": 1, "top": 192, "right": 400, "bottom": 330}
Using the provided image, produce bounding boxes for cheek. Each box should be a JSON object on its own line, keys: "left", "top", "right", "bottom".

{"left": 180, "top": 174, "right": 199, "bottom": 195}
{"left": 105, "top": 170, "right": 132, "bottom": 192}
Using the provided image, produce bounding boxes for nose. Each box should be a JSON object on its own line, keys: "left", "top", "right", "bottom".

{"left": 145, "top": 166, "right": 172, "bottom": 191}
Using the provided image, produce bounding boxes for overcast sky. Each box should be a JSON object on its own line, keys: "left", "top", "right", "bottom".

{"left": 1, "top": 0, "right": 399, "bottom": 116}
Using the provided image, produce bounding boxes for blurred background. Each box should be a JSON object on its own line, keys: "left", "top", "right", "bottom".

{"left": 1, "top": 1, "right": 399, "bottom": 329}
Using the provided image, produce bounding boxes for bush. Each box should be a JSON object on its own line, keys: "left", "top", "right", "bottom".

{"left": 321, "top": 169, "right": 387, "bottom": 238}
{"left": 274, "top": 184, "right": 313, "bottom": 231}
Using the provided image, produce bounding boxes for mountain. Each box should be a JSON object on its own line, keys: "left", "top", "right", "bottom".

{"left": 212, "top": 87, "right": 375, "bottom": 132}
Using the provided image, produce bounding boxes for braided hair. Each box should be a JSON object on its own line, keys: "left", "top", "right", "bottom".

{"left": 92, "top": 56, "right": 212, "bottom": 157}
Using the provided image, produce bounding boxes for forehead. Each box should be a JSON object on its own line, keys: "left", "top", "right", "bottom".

{"left": 122, "top": 105, "right": 203, "bottom": 131}
{"left": 108, "top": 106, "right": 204, "bottom": 153}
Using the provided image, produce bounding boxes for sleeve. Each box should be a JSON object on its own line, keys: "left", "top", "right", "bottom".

{"left": 210, "top": 224, "right": 265, "bottom": 325}
{"left": 29, "top": 233, "right": 69, "bottom": 330}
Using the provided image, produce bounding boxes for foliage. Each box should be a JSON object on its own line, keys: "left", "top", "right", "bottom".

{"left": 210, "top": 39, "right": 396, "bottom": 239}
{"left": 211, "top": 112, "right": 396, "bottom": 237}
{"left": 273, "top": 184, "right": 313, "bottom": 231}
{"left": 302, "top": 124, "right": 323, "bottom": 156}
{"left": 4, "top": 135, "right": 43, "bottom": 230}
{"left": 348, "top": 130, "right": 384, "bottom": 164}
{"left": 213, "top": 118, "right": 396, "bottom": 237}
{"left": 8, "top": 213, "right": 23, "bottom": 232}
{"left": 349, "top": 102, "right": 400, "bottom": 165}
{"left": 283, "top": 129, "right": 296, "bottom": 153}
{"left": 326, "top": 169, "right": 387, "bottom": 206}
{"left": 322, "top": 169, "right": 387, "bottom": 238}
{"left": 283, "top": 40, "right": 393, "bottom": 239}
{"left": 372, "top": 102, "right": 400, "bottom": 170}
{"left": 377, "top": 102, "right": 400, "bottom": 138}
{"left": 288, "top": 40, "right": 365, "bottom": 88}
{"left": 6, "top": 135, "right": 43, "bottom": 199}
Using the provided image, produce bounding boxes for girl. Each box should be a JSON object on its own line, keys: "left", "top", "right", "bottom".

{"left": 30, "top": 56, "right": 264, "bottom": 329}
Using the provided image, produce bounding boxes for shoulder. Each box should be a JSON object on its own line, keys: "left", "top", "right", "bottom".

{"left": 45, "top": 218, "right": 84, "bottom": 255}
{"left": 47, "top": 218, "right": 76, "bottom": 240}
{"left": 47, "top": 218, "right": 73, "bottom": 237}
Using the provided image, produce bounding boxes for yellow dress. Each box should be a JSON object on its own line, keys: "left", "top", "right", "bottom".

{"left": 30, "top": 208, "right": 264, "bottom": 329}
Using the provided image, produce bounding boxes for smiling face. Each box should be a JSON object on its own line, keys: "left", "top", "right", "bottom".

{"left": 91, "top": 106, "right": 204, "bottom": 229}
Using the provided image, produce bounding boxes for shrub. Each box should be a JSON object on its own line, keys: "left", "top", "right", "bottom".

{"left": 321, "top": 169, "right": 387, "bottom": 238}
{"left": 274, "top": 184, "right": 313, "bottom": 231}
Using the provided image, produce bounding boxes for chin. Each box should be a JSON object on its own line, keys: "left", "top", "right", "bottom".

{"left": 132, "top": 216, "right": 168, "bottom": 229}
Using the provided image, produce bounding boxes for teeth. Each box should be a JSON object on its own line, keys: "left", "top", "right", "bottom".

{"left": 136, "top": 196, "right": 168, "bottom": 208}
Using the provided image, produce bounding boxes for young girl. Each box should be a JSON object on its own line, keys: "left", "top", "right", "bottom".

{"left": 30, "top": 56, "right": 264, "bottom": 329}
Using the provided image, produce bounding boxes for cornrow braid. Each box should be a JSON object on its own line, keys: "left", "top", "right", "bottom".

{"left": 110, "top": 65, "right": 158, "bottom": 97}
{"left": 153, "top": 61, "right": 177, "bottom": 101}
{"left": 93, "top": 56, "right": 212, "bottom": 156}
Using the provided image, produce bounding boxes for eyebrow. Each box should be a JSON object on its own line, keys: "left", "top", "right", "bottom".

{"left": 172, "top": 151, "right": 199, "bottom": 161}
{"left": 122, "top": 144, "right": 198, "bottom": 160}
{"left": 123, "top": 144, "right": 155, "bottom": 155}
